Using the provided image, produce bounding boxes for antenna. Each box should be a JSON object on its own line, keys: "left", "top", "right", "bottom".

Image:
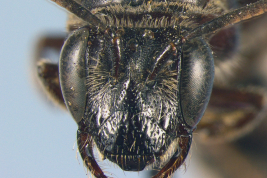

{"left": 51, "top": 0, "right": 106, "bottom": 30}
{"left": 184, "top": 0, "right": 267, "bottom": 41}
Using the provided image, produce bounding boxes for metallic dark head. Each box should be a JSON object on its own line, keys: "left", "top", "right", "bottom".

{"left": 59, "top": 24, "right": 214, "bottom": 171}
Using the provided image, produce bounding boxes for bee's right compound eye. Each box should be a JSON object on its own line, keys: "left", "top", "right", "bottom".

{"left": 59, "top": 28, "right": 89, "bottom": 123}
{"left": 180, "top": 38, "right": 215, "bottom": 129}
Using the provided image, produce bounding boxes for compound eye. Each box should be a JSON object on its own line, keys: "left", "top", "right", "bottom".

{"left": 59, "top": 28, "right": 89, "bottom": 123}
{"left": 180, "top": 38, "right": 214, "bottom": 128}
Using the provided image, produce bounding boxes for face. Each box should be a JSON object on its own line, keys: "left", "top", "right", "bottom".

{"left": 34, "top": 0, "right": 267, "bottom": 177}
{"left": 60, "top": 25, "right": 214, "bottom": 171}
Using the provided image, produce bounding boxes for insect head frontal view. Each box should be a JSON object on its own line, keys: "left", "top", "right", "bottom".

{"left": 34, "top": 0, "right": 267, "bottom": 177}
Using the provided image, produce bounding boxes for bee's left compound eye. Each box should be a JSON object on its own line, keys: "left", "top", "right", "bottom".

{"left": 180, "top": 39, "right": 214, "bottom": 129}
{"left": 59, "top": 28, "right": 89, "bottom": 123}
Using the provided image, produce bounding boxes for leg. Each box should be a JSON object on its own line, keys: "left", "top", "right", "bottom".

{"left": 196, "top": 86, "right": 267, "bottom": 143}
{"left": 193, "top": 115, "right": 267, "bottom": 178}
{"left": 33, "top": 34, "right": 66, "bottom": 109}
